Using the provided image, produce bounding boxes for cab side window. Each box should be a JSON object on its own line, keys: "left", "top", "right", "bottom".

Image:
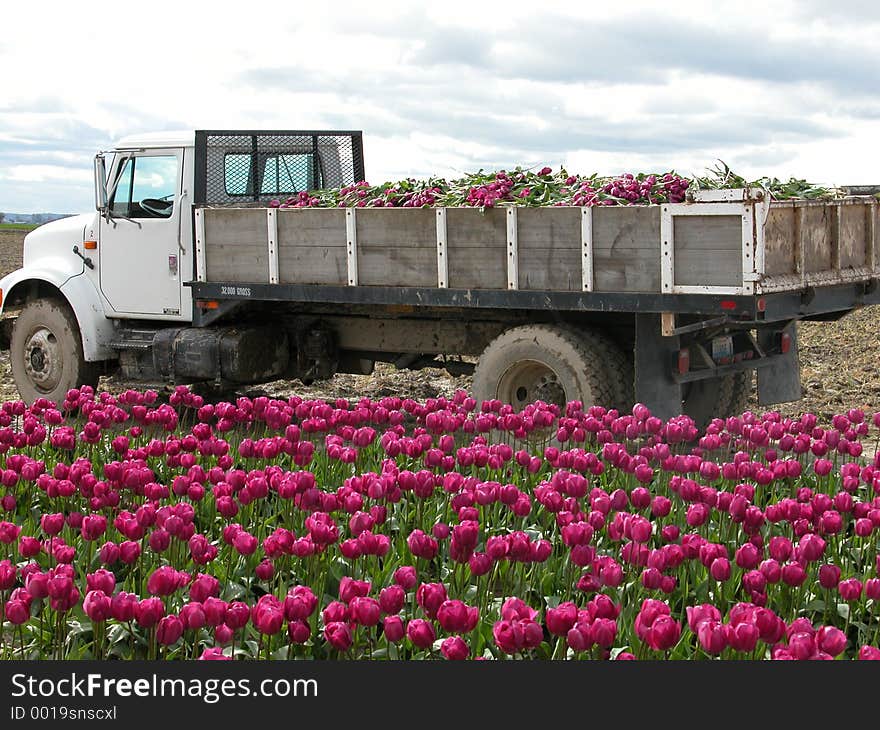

{"left": 110, "top": 155, "right": 178, "bottom": 218}
{"left": 224, "top": 153, "right": 316, "bottom": 196}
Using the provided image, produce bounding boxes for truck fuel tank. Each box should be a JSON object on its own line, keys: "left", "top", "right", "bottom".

{"left": 117, "top": 325, "right": 289, "bottom": 384}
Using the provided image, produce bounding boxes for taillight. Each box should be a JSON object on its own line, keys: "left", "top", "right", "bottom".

{"left": 780, "top": 332, "right": 792, "bottom": 354}
{"left": 677, "top": 348, "right": 690, "bottom": 375}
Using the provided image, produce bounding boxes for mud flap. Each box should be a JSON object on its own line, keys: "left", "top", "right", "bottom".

{"left": 757, "top": 323, "right": 801, "bottom": 405}
{"left": 634, "top": 313, "right": 683, "bottom": 420}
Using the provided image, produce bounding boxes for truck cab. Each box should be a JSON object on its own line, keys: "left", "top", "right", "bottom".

{"left": 0, "top": 130, "right": 365, "bottom": 404}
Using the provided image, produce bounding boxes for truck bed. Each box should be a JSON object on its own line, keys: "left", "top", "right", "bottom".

{"left": 194, "top": 190, "right": 879, "bottom": 302}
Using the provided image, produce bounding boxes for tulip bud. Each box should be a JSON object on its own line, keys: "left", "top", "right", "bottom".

{"left": 324, "top": 621, "right": 353, "bottom": 652}
{"left": 379, "top": 585, "right": 405, "bottom": 615}
{"left": 350, "top": 596, "right": 382, "bottom": 626}
{"left": 135, "top": 597, "right": 165, "bottom": 628}
{"left": 156, "top": 615, "right": 184, "bottom": 646}
{"left": 180, "top": 602, "right": 207, "bottom": 631}
{"left": 440, "top": 636, "right": 470, "bottom": 660}
{"left": 5, "top": 598, "right": 30, "bottom": 625}
{"left": 407, "top": 619, "right": 436, "bottom": 649}
{"left": 816, "top": 626, "right": 847, "bottom": 656}
{"left": 225, "top": 601, "right": 250, "bottom": 631}
{"left": 83, "top": 590, "right": 112, "bottom": 622}
{"left": 252, "top": 595, "right": 284, "bottom": 635}
{"left": 383, "top": 615, "right": 405, "bottom": 643}
{"left": 393, "top": 566, "right": 417, "bottom": 590}
{"left": 288, "top": 619, "right": 311, "bottom": 644}
{"left": 546, "top": 602, "right": 578, "bottom": 636}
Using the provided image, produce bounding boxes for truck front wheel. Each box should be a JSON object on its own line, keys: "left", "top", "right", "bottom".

{"left": 10, "top": 299, "right": 100, "bottom": 405}
{"left": 472, "top": 324, "right": 617, "bottom": 410}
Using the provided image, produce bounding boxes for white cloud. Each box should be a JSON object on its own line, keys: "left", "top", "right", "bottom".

{"left": 0, "top": 165, "right": 92, "bottom": 184}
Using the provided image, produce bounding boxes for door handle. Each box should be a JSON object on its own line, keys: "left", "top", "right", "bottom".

{"left": 72, "top": 245, "right": 94, "bottom": 269}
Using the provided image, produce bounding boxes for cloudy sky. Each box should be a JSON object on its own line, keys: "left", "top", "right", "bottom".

{"left": 1, "top": 0, "right": 878, "bottom": 213}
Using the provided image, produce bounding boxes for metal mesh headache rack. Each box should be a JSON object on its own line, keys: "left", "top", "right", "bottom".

{"left": 193, "top": 130, "right": 365, "bottom": 206}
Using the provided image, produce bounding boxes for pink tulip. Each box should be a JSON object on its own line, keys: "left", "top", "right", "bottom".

{"left": 383, "top": 615, "right": 405, "bottom": 643}
{"left": 225, "top": 602, "right": 250, "bottom": 631}
{"left": 686, "top": 604, "right": 721, "bottom": 633}
{"left": 199, "top": 647, "right": 231, "bottom": 660}
{"left": 284, "top": 586, "right": 318, "bottom": 621}
{"left": 645, "top": 615, "right": 681, "bottom": 651}
{"left": 350, "top": 596, "right": 382, "bottom": 626}
{"left": 379, "top": 585, "right": 405, "bottom": 615}
{"left": 416, "top": 583, "right": 448, "bottom": 619}
{"left": 440, "top": 636, "right": 470, "bottom": 660}
{"left": 393, "top": 566, "right": 417, "bottom": 590}
{"left": 147, "top": 566, "right": 182, "bottom": 597}
{"left": 437, "top": 599, "right": 479, "bottom": 634}
{"left": 324, "top": 622, "right": 353, "bottom": 652}
{"left": 839, "top": 578, "right": 863, "bottom": 601}
{"left": 203, "top": 597, "right": 228, "bottom": 626}
{"left": 407, "top": 619, "right": 436, "bottom": 649}
{"left": 5, "top": 598, "right": 29, "bottom": 624}
{"left": 0, "top": 560, "right": 18, "bottom": 591}
{"left": 156, "top": 615, "right": 184, "bottom": 646}
{"left": 180, "top": 602, "right": 207, "bottom": 631}
{"left": 288, "top": 620, "right": 311, "bottom": 644}
{"left": 546, "top": 602, "right": 578, "bottom": 636}
{"left": 339, "top": 576, "right": 371, "bottom": 604}
{"left": 252, "top": 595, "right": 284, "bottom": 635}
{"left": 190, "top": 573, "right": 220, "bottom": 603}
{"left": 83, "top": 590, "right": 112, "bottom": 622}
{"left": 135, "top": 597, "right": 165, "bottom": 628}
{"left": 816, "top": 626, "right": 847, "bottom": 656}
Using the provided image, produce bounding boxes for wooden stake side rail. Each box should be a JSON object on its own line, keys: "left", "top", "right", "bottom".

{"left": 197, "top": 195, "right": 880, "bottom": 297}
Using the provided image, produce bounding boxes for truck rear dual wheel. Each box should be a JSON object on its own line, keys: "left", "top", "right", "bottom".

{"left": 472, "top": 324, "right": 753, "bottom": 426}
{"left": 10, "top": 299, "right": 100, "bottom": 405}
{"left": 683, "top": 371, "right": 752, "bottom": 428}
{"left": 471, "top": 324, "right": 622, "bottom": 411}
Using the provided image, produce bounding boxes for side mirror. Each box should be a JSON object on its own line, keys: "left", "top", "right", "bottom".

{"left": 94, "top": 154, "right": 108, "bottom": 213}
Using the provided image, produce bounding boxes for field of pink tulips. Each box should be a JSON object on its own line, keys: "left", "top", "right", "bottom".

{"left": 1, "top": 385, "right": 880, "bottom": 661}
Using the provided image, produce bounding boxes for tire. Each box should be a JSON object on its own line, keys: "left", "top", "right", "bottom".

{"left": 10, "top": 298, "right": 100, "bottom": 405}
{"left": 560, "top": 325, "right": 633, "bottom": 413}
{"left": 726, "top": 371, "right": 752, "bottom": 417}
{"left": 683, "top": 371, "right": 753, "bottom": 428}
{"left": 471, "top": 324, "right": 617, "bottom": 410}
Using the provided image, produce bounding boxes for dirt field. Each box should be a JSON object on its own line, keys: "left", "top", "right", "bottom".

{"left": 2, "top": 229, "right": 878, "bottom": 422}
{"left": 0, "top": 230, "right": 24, "bottom": 278}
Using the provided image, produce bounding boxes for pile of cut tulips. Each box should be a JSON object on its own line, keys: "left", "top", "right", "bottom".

{"left": 270, "top": 162, "right": 842, "bottom": 210}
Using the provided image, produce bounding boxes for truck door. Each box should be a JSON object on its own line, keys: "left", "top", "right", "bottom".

{"left": 99, "top": 149, "right": 183, "bottom": 317}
